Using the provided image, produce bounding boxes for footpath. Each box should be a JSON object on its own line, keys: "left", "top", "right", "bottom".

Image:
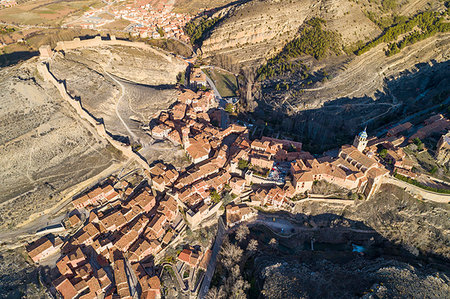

{"left": 384, "top": 177, "right": 450, "bottom": 203}
{"left": 37, "top": 62, "right": 151, "bottom": 172}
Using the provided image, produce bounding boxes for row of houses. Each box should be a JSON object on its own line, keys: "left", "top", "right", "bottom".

{"left": 31, "top": 87, "right": 445, "bottom": 298}
{"left": 27, "top": 179, "right": 183, "bottom": 298}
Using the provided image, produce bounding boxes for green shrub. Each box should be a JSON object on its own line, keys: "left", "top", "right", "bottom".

{"left": 225, "top": 103, "right": 234, "bottom": 113}
{"left": 257, "top": 18, "right": 339, "bottom": 80}
{"left": 430, "top": 166, "right": 438, "bottom": 175}
{"left": 382, "top": 0, "right": 397, "bottom": 11}
{"left": 0, "top": 26, "right": 15, "bottom": 34}
{"left": 394, "top": 173, "right": 450, "bottom": 194}
{"left": 210, "top": 189, "right": 221, "bottom": 203}
{"left": 356, "top": 10, "right": 450, "bottom": 56}
{"left": 238, "top": 159, "right": 249, "bottom": 170}
{"left": 184, "top": 17, "right": 220, "bottom": 46}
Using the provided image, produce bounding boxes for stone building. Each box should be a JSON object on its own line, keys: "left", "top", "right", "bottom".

{"left": 189, "top": 68, "right": 207, "bottom": 88}
{"left": 353, "top": 127, "right": 368, "bottom": 152}
{"left": 39, "top": 45, "right": 53, "bottom": 59}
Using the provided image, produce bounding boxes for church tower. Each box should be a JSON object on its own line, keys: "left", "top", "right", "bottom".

{"left": 353, "top": 127, "right": 368, "bottom": 152}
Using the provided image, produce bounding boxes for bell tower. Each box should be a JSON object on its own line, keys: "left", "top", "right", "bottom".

{"left": 353, "top": 127, "right": 368, "bottom": 152}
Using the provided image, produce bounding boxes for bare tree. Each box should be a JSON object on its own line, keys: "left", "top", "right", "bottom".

{"left": 247, "top": 239, "right": 258, "bottom": 252}
{"left": 220, "top": 241, "right": 243, "bottom": 269}
{"left": 223, "top": 265, "right": 250, "bottom": 299}
{"left": 230, "top": 278, "right": 250, "bottom": 299}
{"left": 205, "top": 286, "right": 226, "bottom": 299}
{"left": 235, "top": 225, "right": 250, "bottom": 243}
{"left": 269, "top": 238, "right": 278, "bottom": 249}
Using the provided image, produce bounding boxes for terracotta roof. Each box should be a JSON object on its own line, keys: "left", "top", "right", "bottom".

{"left": 162, "top": 230, "right": 174, "bottom": 244}
{"left": 142, "top": 290, "right": 158, "bottom": 299}
{"left": 387, "top": 122, "right": 413, "bottom": 136}
{"left": 198, "top": 249, "right": 212, "bottom": 270}
{"left": 167, "top": 129, "right": 182, "bottom": 144}
{"left": 178, "top": 249, "right": 191, "bottom": 263}
{"left": 148, "top": 276, "right": 161, "bottom": 290}
{"left": 69, "top": 214, "right": 81, "bottom": 227}
{"left": 83, "top": 223, "right": 100, "bottom": 238}
{"left": 54, "top": 276, "right": 78, "bottom": 299}
{"left": 87, "top": 276, "right": 101, "bottom": 293}
{"left": 56, "top": 255, "right": 72, "bottom": 276}
{"left": 72, "top": 194, "right": 90, "bottom": 208}
{"left": 150, "top": 163, "right": 167, "bottom": 177}
{"left": 26, "top": 236, "right": 54, "bottom": 262}
{"left": 186, "top": 137, "right": 210, "bottom": 160}
{"left": 88, "top": 187, "right": 103, "bottom": 199}
{"left": 340, "top": 145, "right": 378, "bottom": 170}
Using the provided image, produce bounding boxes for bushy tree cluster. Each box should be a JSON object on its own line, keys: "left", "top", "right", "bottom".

{"left": 237, "top": 159, "right": 249, "bottom": 170}
{"left": 357, "top": 9, "right": 450, "bottom": 56}
{"left": 257, "top": 18, "right": 339, "bottom": 81}
{"left": 285, "top": 18, "right": 340, "bottom": 60}
{"left": 184, "top": 17, "right": 219, "bottom": 46}
{"left": 210, "top": 189, "right": 221, "bottom": 203}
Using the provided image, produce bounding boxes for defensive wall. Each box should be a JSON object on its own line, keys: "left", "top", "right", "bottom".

{"left": 53, "top": 35, "right": 175, "bottom": 63}
{"left": 36, "top": 62, "right": 151, "bottom": 172}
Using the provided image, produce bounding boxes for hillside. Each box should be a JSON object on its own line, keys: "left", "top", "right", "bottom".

{"left": 199, "top": 0, "right": 383, "bottom": 70}
{"left": 199, "top": 0, "right": 445, "bottom": 69}
{"left": 185, "top": 0, "right": 449, "bottom": 151}
{"left": 49, "top": 44, "right": 189, "bottom": 166}
{"left": 0, "top": 60, "right": 123, "bottom": 231}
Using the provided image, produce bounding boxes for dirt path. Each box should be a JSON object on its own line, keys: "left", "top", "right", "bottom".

{"left": 384, "top": 177, "right": 450, "bottom": 203}
{"left": 104, "top": 71, "right": 139, "bottom": 142}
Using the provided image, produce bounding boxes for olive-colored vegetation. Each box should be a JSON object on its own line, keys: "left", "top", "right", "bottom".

{"left": 381, "top": 0, "right": 397, "bottom": 11}
{"left": 356, "top": 9, "right": 450, "bottom": 56}
{"left": 0, "top": 26, "right": 15, "bottom": 34}
{"left": 203, "top": 67, "right": 238, "bottom": 97}
{"left": 184, "top": 16, "right": 220, "bottom": 46}
{"left": 257, "top": 18, "right": 340, "bottom": 80}
{"left": 394, "top": 173, "right": 450, "bottom": 194}
{"left": 144, "top": 38, "right": 193, "bottom": 58}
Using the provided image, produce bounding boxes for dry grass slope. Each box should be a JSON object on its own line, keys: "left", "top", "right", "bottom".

{"left": 0, "top": 60, "right": 122, "bottom": 230}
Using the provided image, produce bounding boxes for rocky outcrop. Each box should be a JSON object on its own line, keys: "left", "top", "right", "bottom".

{"left": 295, "top": 184, "right": 450, "bottom": 259}
{"left": 258, "top": 257, "right": 450, "bottom": 298}
{"left": 53, "top": 44, "right": 186, "bottom": 86}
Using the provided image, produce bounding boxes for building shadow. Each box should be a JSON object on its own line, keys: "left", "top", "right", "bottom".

{"left": 0, "top": 51, "right": 39, "bottom": 67}
{"left": 236, "top": 60, "right": 450, "bottom": 154}
{"left": 222, "top": 210, "right": 450, "bottom": 298}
